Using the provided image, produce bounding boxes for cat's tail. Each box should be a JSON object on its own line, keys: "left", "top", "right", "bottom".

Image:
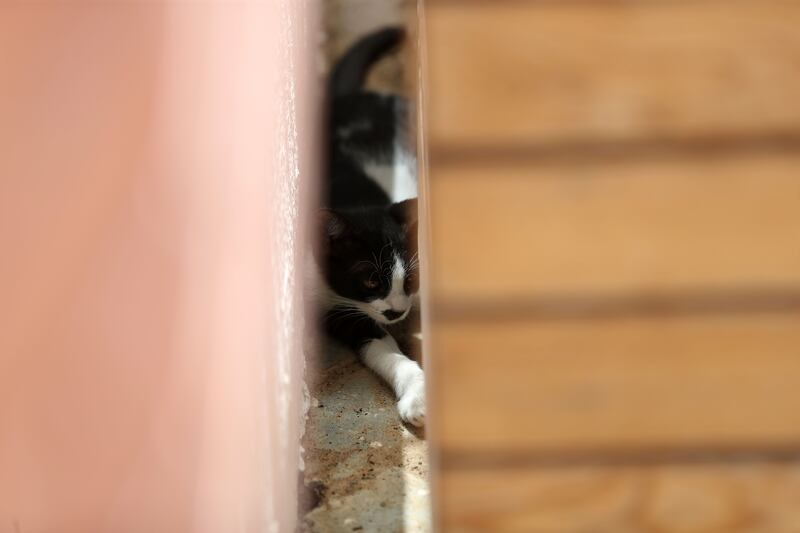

{"left": 329, "top": 26, "right": 405, "bottom": 98}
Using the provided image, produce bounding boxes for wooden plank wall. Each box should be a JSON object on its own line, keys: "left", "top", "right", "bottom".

{"left": 421, "top": 0, "right": 800, "bottom": 531}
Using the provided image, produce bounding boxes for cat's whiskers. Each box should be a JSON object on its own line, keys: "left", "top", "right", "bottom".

{"left": 351, "top": 259, "right": 377, "bottom": 271}
{"left": 327, "top": 311, "right": 368, "bottom": 323}
{"left": 407, "top": 251, "right": 420, "bottom": 271}
{"left": 377, "top": 242, "right": 394, "bottom": 273}
{"left": 370, "top": 252, "right": 382, "bottom": 273}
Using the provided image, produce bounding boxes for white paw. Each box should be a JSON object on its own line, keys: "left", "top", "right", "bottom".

{"left": 397, "top": 375, "right": 426, "bottom": 427}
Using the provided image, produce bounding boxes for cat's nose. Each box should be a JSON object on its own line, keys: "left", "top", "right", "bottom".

{"left": 383, "top": 310, "right": 403, "bottom": 321}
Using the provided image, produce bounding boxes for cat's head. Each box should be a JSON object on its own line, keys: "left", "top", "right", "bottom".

{"left": 317, "top": 199, "right": 419, "bottom": 325}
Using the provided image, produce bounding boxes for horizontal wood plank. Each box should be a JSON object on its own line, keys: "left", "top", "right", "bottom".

{"left": 439, "top": 461, "right": 800, "bottom": 532}
{"left": 428, "top": 153, "right": 800, "bottom": 302}
{"left": 426, "top": 1, "right": 800, "bottom": 147}
{"left": 432, "top": 312, "right": 800, "bottom": 453}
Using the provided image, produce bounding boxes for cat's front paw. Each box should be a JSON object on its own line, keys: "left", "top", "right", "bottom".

{"left": 397, "top": 375, "right": 426, "bottom": 427}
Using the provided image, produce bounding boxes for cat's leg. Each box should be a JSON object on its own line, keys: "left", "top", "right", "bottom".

{"left": 361, "top": 334, "right": 425, "bottom": 427}
{"left": 324, "top": 309, "right": 425, "bottom": 426}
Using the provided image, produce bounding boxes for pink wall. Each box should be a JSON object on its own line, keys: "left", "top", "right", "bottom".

{"left": 0, "top": 2, "right": 318, "bottom": 531}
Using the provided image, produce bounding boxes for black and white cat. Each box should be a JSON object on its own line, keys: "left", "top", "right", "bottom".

{"left": 312, "top": 27, "right": 424, "bottom": 426}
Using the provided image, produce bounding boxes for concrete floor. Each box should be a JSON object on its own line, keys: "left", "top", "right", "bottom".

{"left": 301, "top": 345, "right": 430, "bottom": 533}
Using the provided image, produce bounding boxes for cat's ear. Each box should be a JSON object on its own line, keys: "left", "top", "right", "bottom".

{"left": 319, "top": 209, "right": 351, "bottom": 241}
{"left": 389, "top": 198, "right": 418, "bottom": 226}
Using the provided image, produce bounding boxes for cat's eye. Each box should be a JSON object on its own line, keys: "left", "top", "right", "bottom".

{"left": 362, "top": 278, "right": 379, "bottom": 290}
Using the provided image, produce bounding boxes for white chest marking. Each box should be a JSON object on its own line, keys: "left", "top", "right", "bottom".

{"left": 363, "top": 145, "right": 417, "bottom": 203}
{"left": 387, "top": 254, "right": 408, "bottom": 310}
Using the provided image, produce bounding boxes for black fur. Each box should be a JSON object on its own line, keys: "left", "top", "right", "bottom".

{"left": 326, "top": 28, "right": 410, "bottom": 210}
{"left": 318, "top": 27, "right": 417, "bottom": 351}
{"left": 329, "top": 27, "right": 404, "bottom": 98}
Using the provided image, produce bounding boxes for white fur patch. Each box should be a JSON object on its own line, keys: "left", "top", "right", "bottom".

{"left": 363, "top": 144, "right": 417, "bottom": 203}
{"left": 361, "top": 335, "right": 426, "bottom": 426}
{"left": 387, "top": 254, "right": 408, "bottom": 310}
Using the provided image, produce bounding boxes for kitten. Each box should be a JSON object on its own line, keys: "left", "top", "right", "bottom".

{"left": 313, "top": 27, "right": 424, "bottom": 426}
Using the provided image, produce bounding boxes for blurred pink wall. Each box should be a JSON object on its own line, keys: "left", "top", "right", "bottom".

{"left": 0, "top": 1, "right": 318, "bottom": 531}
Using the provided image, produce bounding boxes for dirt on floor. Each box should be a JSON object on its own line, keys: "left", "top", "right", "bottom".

{"left": 300, "top": 344, "right": 429, "bottom": 533}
